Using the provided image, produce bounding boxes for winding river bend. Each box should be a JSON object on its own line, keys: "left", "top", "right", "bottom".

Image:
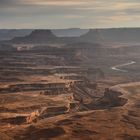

{"left": 111, "top": 61, "right": 136, "bottom": 72}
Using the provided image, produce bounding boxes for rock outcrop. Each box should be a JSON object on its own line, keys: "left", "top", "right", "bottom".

{"left": 11, "top": 30, "right": 57, "bottom": 43}
{"left": 80, "top": 28, "right": 140, "bottom": 43}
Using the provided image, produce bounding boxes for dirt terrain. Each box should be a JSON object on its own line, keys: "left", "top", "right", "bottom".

{"left": 0, "top": 83, "right": 140, "bottom": 140}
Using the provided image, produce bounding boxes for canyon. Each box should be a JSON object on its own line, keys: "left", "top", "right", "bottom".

{"left": 0, "top": 28, "right": 140, "bottom": 140}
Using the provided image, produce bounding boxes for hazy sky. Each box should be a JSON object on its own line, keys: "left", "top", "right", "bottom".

{"left": 0, "top": 0, "right": 140, "bottom": 29}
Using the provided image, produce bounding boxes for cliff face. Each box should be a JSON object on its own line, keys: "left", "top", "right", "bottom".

{"left": 80, "top": 29, "right": 103, "bottom": 43}
{"left": 28, "top": 30, "right": 57, "bottom": 39}
{"left": 11, "top": 30, "right": 57, "bottom": 43}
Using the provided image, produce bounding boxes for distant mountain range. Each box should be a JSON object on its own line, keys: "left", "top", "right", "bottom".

{"left": 0, "top": 28, "right": 88, "bottom": 41}
{"left": 0, "top": 28, "right": 140, "bottom": 44}
{"left": 80, "top": 28, "right": 140, "bottom": 43}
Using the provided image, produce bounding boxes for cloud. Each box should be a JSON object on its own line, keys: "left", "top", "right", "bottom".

{"left": 0, "top": 0, "right": 15, "bottom": 6}
{"left": 0, "top": 0, "right": 140, "bottom": 28}
{"left": 0, "top": 0, "right": 87, "bottom": 7}
{"left": 28, "top": 0, "right": 86, "bottom": 6}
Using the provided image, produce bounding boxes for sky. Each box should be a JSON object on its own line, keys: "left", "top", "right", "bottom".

{"left": 0, "top": 0, "right": 140, "bottom": 29}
